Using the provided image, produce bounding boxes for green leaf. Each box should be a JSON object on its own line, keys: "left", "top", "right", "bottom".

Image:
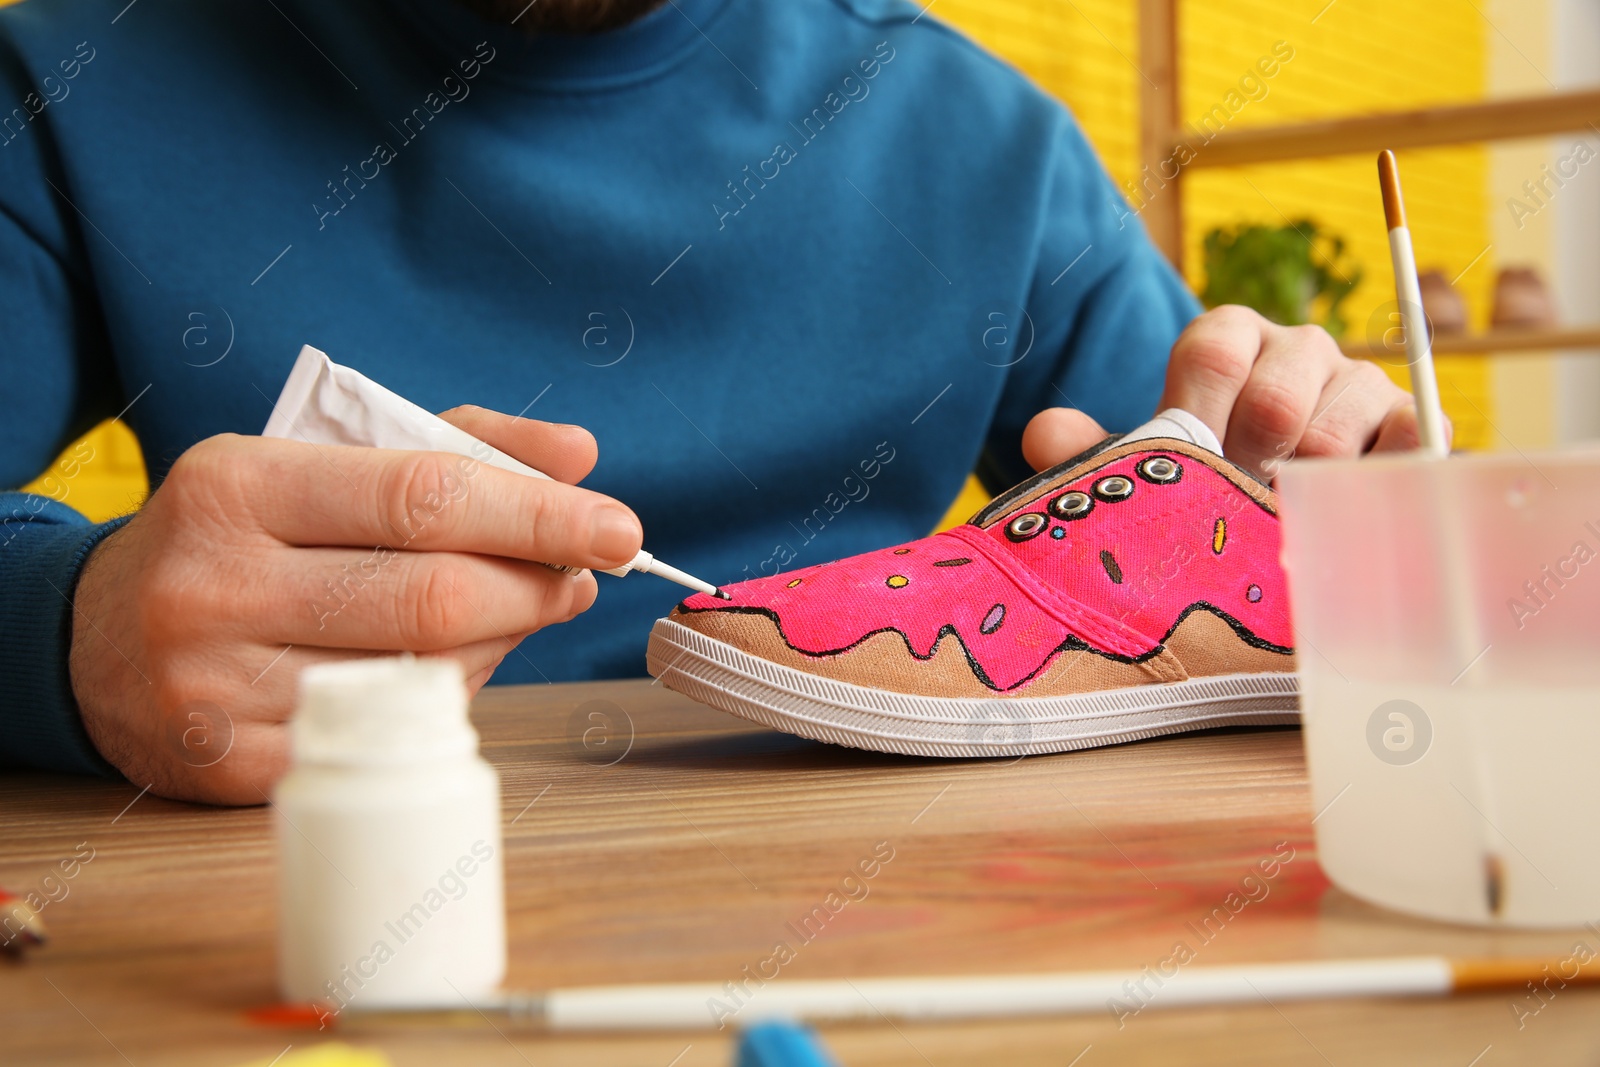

{"left": 1198, "top": 219, "right": 1363, "bottom": 339}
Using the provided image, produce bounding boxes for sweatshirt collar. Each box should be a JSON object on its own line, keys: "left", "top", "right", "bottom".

{"left": 392, "top": 0, "right": 735, "bottom": 92}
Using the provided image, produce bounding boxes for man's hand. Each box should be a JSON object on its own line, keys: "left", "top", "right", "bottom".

{"left": 1022, "top": 305, "right": 1451, "bottom": 479}
{"left": 67, "top": 408, "right": 642, "bottom": 806}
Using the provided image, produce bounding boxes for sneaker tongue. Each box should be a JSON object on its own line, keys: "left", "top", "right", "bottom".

{"left": 969, "top": 407, "right": 1227, "bottom": 529}
{"left": 1117, "top": 408, "right": 1222, "bottom": 454}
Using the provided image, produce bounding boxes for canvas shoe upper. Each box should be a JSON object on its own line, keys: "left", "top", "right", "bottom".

{"left": 646, "top": 411, "right": 1299, "bottom": 756}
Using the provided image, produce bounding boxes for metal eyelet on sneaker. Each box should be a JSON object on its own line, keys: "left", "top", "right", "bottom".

{"left": 1137, "top": 456, "right": 1182, "bottom": 484}
{"left": 1092, "top": 475, "right": 1135, "bottom": 502}
{"left": 1005, "top": 512, "right": 1048, "bottom": 541}
{"left": 1049, "top": 491, "right": 1094, "bottom": 521}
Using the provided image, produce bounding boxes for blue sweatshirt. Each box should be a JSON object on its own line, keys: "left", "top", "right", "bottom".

{"left": 0, "top": 0, "right": 1199, "bottom": 776}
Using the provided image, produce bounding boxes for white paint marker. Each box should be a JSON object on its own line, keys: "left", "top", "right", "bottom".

{"left": 263, "top": 346, "right": 725, "bottom": 599}
{"left": 1378, "top": 149, "right": 1450, "bottom": 458}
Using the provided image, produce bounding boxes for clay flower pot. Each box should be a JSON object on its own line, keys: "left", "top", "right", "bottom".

{"left": 1491, "top": 267, "right": 1557, "bottom": 330}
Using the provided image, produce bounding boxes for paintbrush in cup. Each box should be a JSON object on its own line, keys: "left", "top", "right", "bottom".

{"left": 1378, "top": 149, "right": 1450, "bottom": 458}
{"left": 1377, "top": 149, "right": 1509, "bottom": 914}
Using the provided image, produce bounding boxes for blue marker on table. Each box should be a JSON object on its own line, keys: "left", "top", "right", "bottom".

{"left": 735, "top": 1020, "right": 840, "bottom": 1067}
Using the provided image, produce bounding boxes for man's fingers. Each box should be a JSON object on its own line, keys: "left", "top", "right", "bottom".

{"left": 1220, "top": 325, "right": 1335, "bottom": 478}
{"left": 240, "top": 634, "right": 528, "bottom": 700}
{"left": 1159, "top": 305, "right": 1267, "bottom": 441}
{"left": 272, "top": 547, "right": 597, "bottom": 650}
{"left": 1021, "top": 408, "right": 1108, "bottom": 472}
{"left": 1371, "top": 399, "right": 1451, "bottom": 454}
{"left": 465, "top": 661, "right": 502, "bottom": 696}
{"left": 1292, "top": 361, "right": 1412, "bottom": 458}
{"left": 438, "top": 405, "right": 599, "bottom": 485}
{"left": 217, "top": 436, "right": 642, "bottom": 570}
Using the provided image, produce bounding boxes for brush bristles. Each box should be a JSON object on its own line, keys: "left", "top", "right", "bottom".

{"left": 1378, "top": 149, "right": 1406, "bottom": 231}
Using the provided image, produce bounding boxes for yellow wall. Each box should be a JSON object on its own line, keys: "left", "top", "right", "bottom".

{"left": 935, "top": 0, "right": 1142, "bottom": 180}
{"left": 934, "top": 0, "right": 1496, "bottom": 451}
{"left": 22, "top": 419, "right": 147, "bottom": 522}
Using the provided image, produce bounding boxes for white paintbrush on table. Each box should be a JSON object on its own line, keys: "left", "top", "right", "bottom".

{"left": 244, "top": 954, "right": 1598, "bottom": 1031}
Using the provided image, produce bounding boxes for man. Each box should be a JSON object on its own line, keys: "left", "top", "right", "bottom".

{"left": 0, "top": 0, "right": 1433, "bottom": 803}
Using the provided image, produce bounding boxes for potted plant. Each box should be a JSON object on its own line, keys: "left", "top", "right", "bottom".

{"left": 1198, "top": 220, "right": 1362, "bottom": 339}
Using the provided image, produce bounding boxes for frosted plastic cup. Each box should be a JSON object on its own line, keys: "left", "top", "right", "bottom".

{"left": 1278, "top": 449, "right": 1600, "bottom": 928}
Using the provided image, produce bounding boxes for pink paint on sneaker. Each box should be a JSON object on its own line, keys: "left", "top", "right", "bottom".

{"left": 678, "top": 437, "right": 1292, "bottom": 692}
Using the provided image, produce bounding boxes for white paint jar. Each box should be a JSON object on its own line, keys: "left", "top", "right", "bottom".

{"left": 275, "top": 656, "right": 505, "bottom": 1012}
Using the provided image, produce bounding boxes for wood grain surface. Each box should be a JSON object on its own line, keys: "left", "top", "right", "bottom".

{"left": 2, "top": 679, "right": 1597, "bottom": 1065}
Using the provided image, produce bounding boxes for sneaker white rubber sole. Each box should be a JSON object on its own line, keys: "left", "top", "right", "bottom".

{"left": 647, "top": 618, "right": 1300, "bottom": 759}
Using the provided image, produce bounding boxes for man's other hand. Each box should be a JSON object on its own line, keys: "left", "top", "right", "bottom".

{"left": 1021, "top": 305, "right": 1450, "bottom": 478}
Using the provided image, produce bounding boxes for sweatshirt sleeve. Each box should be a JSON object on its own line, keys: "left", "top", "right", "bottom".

{"left": 0, "top": 495, "right": 128, "bottom": 776}
{"left": 979, "top": 110, "right": 1202, "bottom": 492}
{"left": 0, "top": 27, "right": 127, "bottom": 776}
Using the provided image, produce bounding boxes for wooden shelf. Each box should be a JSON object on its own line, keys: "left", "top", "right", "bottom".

{"left": 1135, "top": 0, "right": 1600, "bottom": 269}
{"left": 1341, "top": 325, "right": 1600, "bottom": 360}
{"left": 1184, "top": 89, "right": 1600, "bottom": 170}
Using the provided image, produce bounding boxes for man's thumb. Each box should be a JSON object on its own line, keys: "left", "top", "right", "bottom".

{"left": 1021, "top": 408, "right": 1107, "bottom": 472}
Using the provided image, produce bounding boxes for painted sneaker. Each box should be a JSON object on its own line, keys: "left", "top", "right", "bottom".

{"left": 646, "top": 410, "right": 1298, "bottom": 757}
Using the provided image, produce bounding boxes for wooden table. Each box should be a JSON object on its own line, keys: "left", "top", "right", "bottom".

{"left": 3, "top": 680, "right": 1598, "bottom": 1066}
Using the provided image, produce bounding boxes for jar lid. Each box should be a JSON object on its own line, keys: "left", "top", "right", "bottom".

{"left": 292, "top": 655, "right": 478, "bottom": 766}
